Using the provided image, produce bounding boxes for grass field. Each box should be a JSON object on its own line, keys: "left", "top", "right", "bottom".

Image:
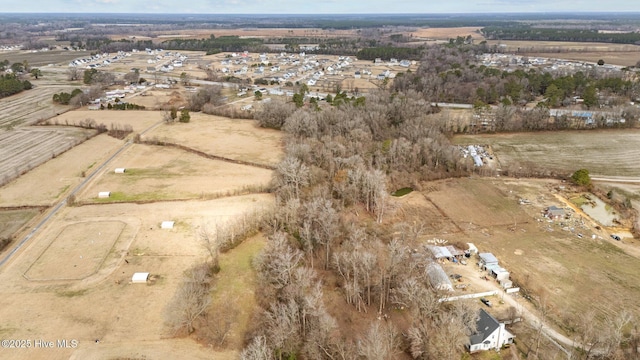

{"left": 0, "top": 50, "right": 91, "bottom": 67}
{"left": 453, "top": 129, "right": 640, "bottom": 178}
{"left": 207, "top": 234, "right": 266, "bottom": 350}
{"left": 0, "top": 209, "right": 40, "bottom": 240}
{"left": 145, "top": 113, "right": 284, "bottom": 166}
{"left": 80, "top": 144, "right": 273, "bottom": 203}
{"left": 24, "top": 220, "right": 125, "bottom": 281}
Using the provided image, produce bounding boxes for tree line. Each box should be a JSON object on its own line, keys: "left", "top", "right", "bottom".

{"left": 482, "top": 26, "right": 640, "bottom": 45}
{"left": 0, "top": 73, "right": 31, "bottom": 99}
{"left": 392, "top": 44, "right": 640, "bottom": 110}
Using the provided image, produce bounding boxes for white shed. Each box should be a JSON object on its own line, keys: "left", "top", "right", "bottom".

{"left": 161, "top": 221, "right": 175, "bottom": 229}
{"left": 114, "top": 168, "right": 126, "bottom": 173}
{"left": 131, "top": 272, "right": 149, "bottom": 283}
{"left": 98, "top": 191, "right": 111, "bottom": 198}
{"left": 467, "top": 243, "right": 478, "bottom": 255}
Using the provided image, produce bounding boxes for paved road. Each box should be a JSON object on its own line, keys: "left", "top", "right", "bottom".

{"left": 0, "top": 120, "right": 163, "bottom": 269}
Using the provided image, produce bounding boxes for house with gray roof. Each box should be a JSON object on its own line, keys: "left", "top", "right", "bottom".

{"left": 469, "top": 309, "right": 515, "bottom": 352}
{"left": 545, "top": 205, "right": 565, "bottom": 220}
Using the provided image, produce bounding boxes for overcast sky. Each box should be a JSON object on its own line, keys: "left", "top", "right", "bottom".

{"left": 1, "top": 0, "right": 638, "bottom": 14}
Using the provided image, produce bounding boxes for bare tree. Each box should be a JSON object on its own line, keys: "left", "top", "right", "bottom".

{"left": 274, "top": 156, "right": 310, "bottom": 200}
{"left": 67, "top": 67, "right": 79, "bottom": 81}
{"left": 357, "top": 322, "right": 402, "bottom": 360}
{"left": 255, "top": 99, "right": 296, "bottom": 130}
{"left": 123, "top": 69, "right": 140, "bottom": 84}
{"left": 165, "top": 263, "right": 213, "bottom": 335}
{"left": 241, "top": 336, "right": 273, "bottom": 360}
{"left": 255, "top": 232, "right": 303, "bottom": 290}
{"left": 199, "top": 225, "right": 220, "bottom": 271}
{"left": 189, "top": 85, "right": 224, "bottom": 111}
{"left": 302, "top": 197, "right": 338, "bottom": 269}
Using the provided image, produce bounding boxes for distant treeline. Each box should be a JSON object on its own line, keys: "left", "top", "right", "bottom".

{"left": 482, "top": 26, "right": 640, "bottom": 44}
{"left": 161, "top": 35, "right": 266, "bottom": 54}
{"left": 56, "top": 34, "right": 154, "bottom": 52}
{"left": 0, "top": 74, "right": 32, "bottom": 99}
{"left": 356, "top": 46, "right": 423, "bottom": 61}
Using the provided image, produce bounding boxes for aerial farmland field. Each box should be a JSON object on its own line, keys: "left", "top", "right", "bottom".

{"left": 453, "top": 129, "right": 640, "bottom": 178}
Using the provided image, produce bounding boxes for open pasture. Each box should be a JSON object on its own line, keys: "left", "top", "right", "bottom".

{"left": 411, "top": 26, "right": 484, "bottom": 40}
{"left": 24, "top": 220, "right": 126, "bottom": 281}
{"left": 0, "top": 49, "right": 91, "bottom": 67}
{"left": 0, "top": 194, "right": 273, "bottom": 360}
{"left": 78, "top": 143, "right": 273, "bottom": 203}
{"left": 453, "top": 129, "right": 640, "bottom": 178}
{"left": 145, "top": 113, "right": 283, "bottom": 166}
{"left": 119, "top": 28, "right": 358, "bottom": 42}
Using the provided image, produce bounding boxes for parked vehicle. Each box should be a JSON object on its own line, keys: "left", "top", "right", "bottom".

{"left": 480, "top": 298, "right": 492, "bottom": 307}
{"left": 611, "top": 234, "right": 621, "bottom": 241}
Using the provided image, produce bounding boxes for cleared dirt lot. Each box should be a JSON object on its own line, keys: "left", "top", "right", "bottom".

{"left": 453, "top": 129, "right": 640, "bottom": 178}
{"left": 145, "top": 113, "right": 283, "bottom": 166}
{"left": 411, "top": 27, "right": 485, "bottom": 40}
{"left": 0, "top": 194, "right": 274, "bottom": 360}
{"left": 405, "top": 177, "right": 640, "bottom": 334}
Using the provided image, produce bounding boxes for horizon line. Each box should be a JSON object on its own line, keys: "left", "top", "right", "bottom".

{"left": 2, "top": 11, "right": 640, "bottom": 15}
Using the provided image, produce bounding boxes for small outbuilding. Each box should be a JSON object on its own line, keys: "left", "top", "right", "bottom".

{"left": 486, "top": 264, "right": 510, "bottom": 282}
{"left": 161, "top": 221, "right": 175, "bottom": 229}
{"left": 98, "top": 191, "right": 111, "bottom": 198}
{"left": 478, "top": 253, "right": 499, "bottom": 269}
{"left": 467, "top": 243, "right": 478, "bottom": 255}
{"left": 131, "top": 272, "right": 149, "bottom": 283}
{"left": 114, "top": 168, "right": 126, "bottom": 173}
{"left": 427, "top": 245, "right": 453, "bottom": 260}
{"left": 446, "top": 245, "right": 464, "bottom": 258}
{"left": 426, "top": 263, "right": 454, "bottom": 292}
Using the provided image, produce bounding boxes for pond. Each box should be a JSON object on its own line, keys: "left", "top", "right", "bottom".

{"left": 580, "top": 194, "right": 618, "bottom": 226}
{"left": 392, "top": 187, "right": 413, "bottom": 197}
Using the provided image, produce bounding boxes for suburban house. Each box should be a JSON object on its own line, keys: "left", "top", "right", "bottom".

{"left": 469, "top": 309, "right": 515, "bottom": 352}
{"left": 545, "top": 205, "right": 565, "bottom": 220}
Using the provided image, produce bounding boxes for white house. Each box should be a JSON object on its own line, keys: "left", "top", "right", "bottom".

{"left": 469, "top": 309, "right": 515, "bottom": 352}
